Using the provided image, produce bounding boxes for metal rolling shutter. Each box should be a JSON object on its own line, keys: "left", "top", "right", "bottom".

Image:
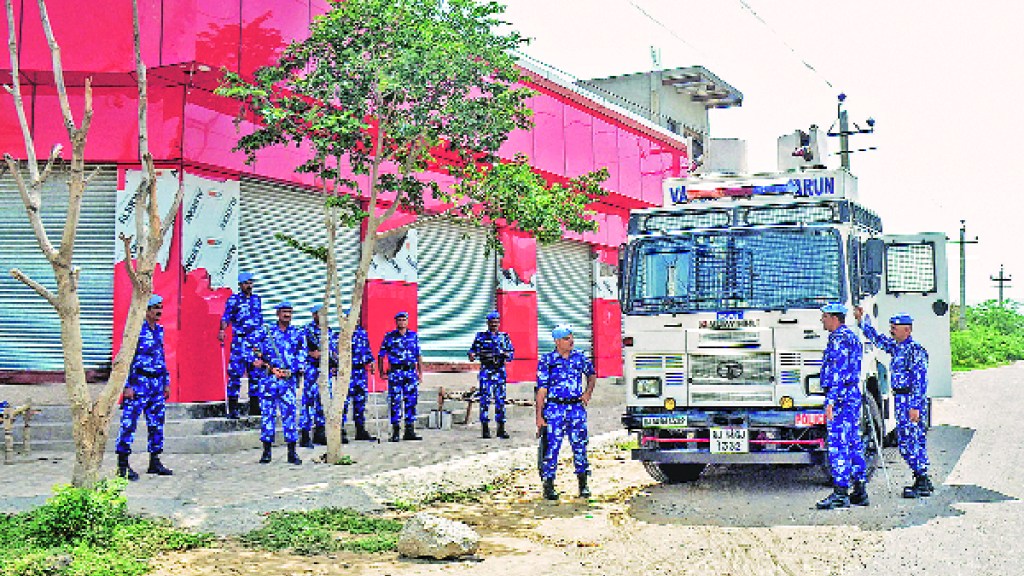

{"left": 537, "top": 240, "right": 593, "bottom": 355}
{"left": 238, "top": 178, "right": 360, "bottom": 324}
{"left": 416, "top": 219, "right": 496, "bottom": 361}
{"left": 0, "top": 164, "right": 116, "bottom": 371}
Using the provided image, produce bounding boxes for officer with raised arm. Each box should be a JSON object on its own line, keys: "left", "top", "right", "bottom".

{"left": 855, "top": 307, "right": 933, "bottom": 498}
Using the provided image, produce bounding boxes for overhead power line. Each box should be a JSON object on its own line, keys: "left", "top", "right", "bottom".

{"left": 734, "top": 0, "right": 835, "bottom": 89}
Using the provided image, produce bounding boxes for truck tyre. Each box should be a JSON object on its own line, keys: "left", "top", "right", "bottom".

{"left": 643, "top": 462, "right": 707, "bottom": 484}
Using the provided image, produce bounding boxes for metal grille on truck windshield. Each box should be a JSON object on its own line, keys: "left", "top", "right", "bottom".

{"left": 690, "top": 354, "right": 772, "bottom": 386}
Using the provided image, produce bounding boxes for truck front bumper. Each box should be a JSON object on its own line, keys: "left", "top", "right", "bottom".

{"left": 631, "top": 448, "right": 825, "bottom": 465}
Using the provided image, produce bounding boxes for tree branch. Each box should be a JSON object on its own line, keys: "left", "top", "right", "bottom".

{"left": 5, "top": 0, "right": 39, "bottom": 181}
{"left": 37, "top": 144, "right": 63, "bottom": 186}
{"left": 376, "top": 210, "right": 452, "bottom": 240}
{"left": 35, "top": 0, "right": 76, "bottom": 135}
{"left": 4, "top": 155, "right": 58, "bottom": 261}
{"left": 158, "top": 178, "right": 184, "bottom": 242}
{"left": 10, "top": 269, "right": 58, "bottom": 308}
{"left": 118, "top": 232, "right": 139, "bottom": 283}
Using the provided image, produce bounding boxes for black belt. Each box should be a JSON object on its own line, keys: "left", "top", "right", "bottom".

{"left": 892, "top": 387, "right": 912, "bottom": 395}
{"left": 481, "top": 361, "right": 506, "bottom": 370}
{"left": 136, "top": 369, "right": 167, "bottom": 378}
{"left": 390, "top": 363, "right": 416, "bottom": 371}
{"left": 547, "top": 397, "right": 582, "bottom": 405}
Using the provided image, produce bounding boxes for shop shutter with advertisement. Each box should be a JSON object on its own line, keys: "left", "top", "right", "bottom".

{"left": 537, "top": 240, "right": 593, "bottom": 355}
{"left": 416, "top": 219, "right": 497, "bottom": 362}
{"left": 0, "top": 164, "right": 117, "bottom": 371}
{"left": 238, "top": 178, "right": 361, "bottom": 325}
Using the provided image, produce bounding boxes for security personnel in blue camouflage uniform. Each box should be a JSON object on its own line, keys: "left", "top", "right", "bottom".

{"left": 219, "top": 271, "right": 263, "bottom": 419}
{"left": 299, "top": 303, "right": 333, "bottom": 448}
{"left": 250, "top": 301, "right": 304, "bottom": 465}
{"left": 378, "top": 311, "right": 423, "bottom": 442}
{"left": 535, "top": 324, "right": 596, "bottom": 501}
{"left": 116, "top": 295, "right": 173, "bottom": 481}
{"left": 342, "top": 314, "right": 377, "bottom": 443}
{"left": 468, "top": 311, "right": 515, "bottom": 439}
{"left": 855, "top": 307, "right": 934, "bottom": 498}
{"left": 816, "top": 303, "right": 869, "bottom": 509}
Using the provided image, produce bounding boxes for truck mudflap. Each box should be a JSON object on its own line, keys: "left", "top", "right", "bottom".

{"left": 632, "top": 448, "right": 826, "bottom": 465}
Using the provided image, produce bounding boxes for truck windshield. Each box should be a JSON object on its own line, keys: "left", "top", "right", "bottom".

{"left": 624, "top": 227, "right": 844, "bottom": 314}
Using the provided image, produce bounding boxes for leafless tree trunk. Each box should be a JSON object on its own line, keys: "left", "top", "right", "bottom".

{"left": 3, "top": 0, "right": 182, "bottom": 487}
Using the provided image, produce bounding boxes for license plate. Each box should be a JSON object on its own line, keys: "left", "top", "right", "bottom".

{"left": 710, "top": 427, "right": 749, "bottom": 453}
{"left": 641, "top": 415, "right": 689, "bottom": 428}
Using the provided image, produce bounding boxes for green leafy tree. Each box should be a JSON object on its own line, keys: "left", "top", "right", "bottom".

{"left": 218, "top": 0, "right": 608, "bottom": 462}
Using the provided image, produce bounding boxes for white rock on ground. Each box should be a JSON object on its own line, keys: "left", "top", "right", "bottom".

{"left": 396, "top": 512, "right": 480, "bottom": 559}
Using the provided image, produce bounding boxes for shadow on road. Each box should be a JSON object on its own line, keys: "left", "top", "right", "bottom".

{"left": 626, "top": 425, "right": 1014, "bottom": 530}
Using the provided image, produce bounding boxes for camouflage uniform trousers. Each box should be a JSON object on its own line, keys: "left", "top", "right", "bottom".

{"left": 895, "top": 395, "right": 929, "bottom": 475}
{"left": 827, "top": 398, "right": 868, "bottom": 488}
{"left": 226, "top": 333, "right": 259, "bottom": 400}
{"left": 540, "top": 403, "right": 589, "bottom": 480}
{"left": 387, "top": 369, "right": 419, "bottom": 425}
{"left": 478, "top": 367, "right": 507, "bottom": 424}
{"left": 115, "top": 376, "right": 166, "bottom": 455}
{"left": 260, "top": 378, "right": 299, "bottom": 444}
{"left": 343, "top": 368, "right": 370, "bottom": 428}
{"left": 298, "top": 365, "right": 330, "bottom": 432}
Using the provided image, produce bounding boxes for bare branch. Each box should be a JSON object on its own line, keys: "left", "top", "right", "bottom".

{"left": 36, "top": 0, "right": 76, "bottom": 134}
{"left": 37, "top": 144, "right": 63, "bottom": 185}
{"left": 83, "top": 165, "right": 101, "bottom": 185}
{"left": 6, "top": 0, "right": 39, "bottom": 180}
{"left": 10, "top": 268, "right": 58, "bottom": 308}
{"left": 4, "top": 155, "right": 58, "bottom": 261}
{"left": 118, "top": 232, "right": 139, "bottom": 283}
{"left": 79, "top": 76, "right": 93, "bottom": 138}
{"left": 158, "top": 178, "right": 185, "bottom": 241}
{"left": 132, "top": 0, "right": 149, "bottom": 162}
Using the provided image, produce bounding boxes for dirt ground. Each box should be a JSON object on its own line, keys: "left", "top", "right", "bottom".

{"left": 147, "top": 363, "right": 1024, "bottom": 576}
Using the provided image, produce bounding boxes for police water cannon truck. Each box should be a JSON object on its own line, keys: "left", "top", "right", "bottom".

{"left": 618, "top": 148, "right": 952, "bottom": 484}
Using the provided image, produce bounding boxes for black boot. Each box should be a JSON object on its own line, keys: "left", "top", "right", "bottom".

{"left": 248, "top": 396, "right": 262, "bottom": 417}
{"left": 117, "top": 453, "right": 139, "bottom": 481}
{"left": 342, "top": 428, "right": 350, "bottom": 444}
{"left": 299, "top": 429, "right": 313, "bottom": 449}
{"left": 481, "top": 422, "right": 491, "bottom": 439}
{"left": 850, "top": 480, "right": 869, "bottom": 506}
{"left": 287, "top": 442, "right": 302, "bottom": 465}
{"left": 389, "top": 424, "right": 401, "bottom": 442}
{"left": 496, "top": 422, "right": 510, "bottom": 439}
{"left": 259, "top": 441, "right": 272, "bottom": 464}
{"left": 542, "top": 478, "right": 559, "bottom": 501}
{"left": 354, "top": 424, "right": 375, "bottom": 441}
{"left": 577, "top": 473, "right": 591, "bottom": 498}
{"left": 313, "top": 425, "right": 327, "bottom": 446}
{"left": 904, "top": 473, "right": 933, "bottom": 498}
{"left": 226, "top": 397, "right": 240, "bottom": 420}
{"left": 403, "top": 423, "right": 423, "bottom": 441}
{"left": 815, "top": 486, "right": 850, "bottom": 509}
{"left": 147, "top": 453, "right": 173, "bottom": 476}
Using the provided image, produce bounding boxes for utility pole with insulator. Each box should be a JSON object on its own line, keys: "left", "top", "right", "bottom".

{"left": 948, "top": 220, "right": 979, "bottom": 328}
{"left": 990, "top": 264, "right": 1013, "bottom": 305}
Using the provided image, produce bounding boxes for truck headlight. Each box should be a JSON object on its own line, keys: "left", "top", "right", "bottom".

{"left": 634, "top": 376, "right": 662, "bottom": 398}
{"left": 806, "top": 375, "right": 823, "bottom": 395}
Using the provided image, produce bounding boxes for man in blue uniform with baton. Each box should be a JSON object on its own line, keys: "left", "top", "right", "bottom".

{"left": 219, "top": 272, "right": 263, "bottom": 419}
{"left": 468, "top": 310, "right": 515, "bottom": 439}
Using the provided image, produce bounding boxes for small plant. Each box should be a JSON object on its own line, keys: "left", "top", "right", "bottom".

{"left": 240, "top": 508, "right": 402, "bottom": 556}
{"left": 386, "top": 500, "right": 419, "bottom": 512}
{"left": 26, "top": 478, "right": 128, "bottom": 547}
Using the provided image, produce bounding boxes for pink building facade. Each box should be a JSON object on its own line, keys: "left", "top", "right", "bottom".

{"left": 0, "top": 0, "right": 688, "bottom": 399}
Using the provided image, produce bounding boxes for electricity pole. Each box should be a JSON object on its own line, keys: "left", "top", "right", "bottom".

{"left": 990, "top": 265, "right": 1012, "bottom": 305}
{"left": 948, "top": 220, "right": 979, "bottom": 328}
{"left": 828, "top": 93, "right": 875, "bottom": 171}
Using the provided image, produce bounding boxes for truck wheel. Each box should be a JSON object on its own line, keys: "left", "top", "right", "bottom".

{"left": 643, "top": 462, "right": 707, "bottom": 484}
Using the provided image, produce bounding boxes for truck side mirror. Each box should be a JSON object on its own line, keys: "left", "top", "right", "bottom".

{"left": 862, "top": 238, "right": 884, "bottom": 275}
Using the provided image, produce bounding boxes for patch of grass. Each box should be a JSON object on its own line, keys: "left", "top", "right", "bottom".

{"left": 615, "top": 438, "right": 639, "bottom": 451}
{"left": 386, "top": 500, "right": 419, "bottom": 512}
{"left": 0, "top": 479, "right": 212, "bottom": 576}
{"left": 422, "top": 476, "right": 513, "bottom": 506}
{"left": 239, "top": 508, "right": 402, "bottom": 556}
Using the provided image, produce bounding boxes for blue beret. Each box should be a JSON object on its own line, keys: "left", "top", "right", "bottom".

{"left": 275, "top": 301, "right": 293, "bottom": 310}
{"left": 310, "top": 303, "right": 323, "bottom": 314}
{"left": 343, "top": 308, "right": 351, "bottom": 317}
{"left": 147, "top": 294, "right": 163, "bottom": 307}
{"left": 889, "top": 313, "right": 914, "bottom": 325}
{"left": 820, "top": 302, "right": 848, "bottom": 315}
{"left": 551, "top": 324, "right": 573, "bottom": 340}
{"left": 238, "top": 271, "right": 254, "bottom": 283}
{"left": 394, "top": 311, "right": 408, "bottom": 319}
{"left": 486, "top": 311, "right": 500, "bottom": 321}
